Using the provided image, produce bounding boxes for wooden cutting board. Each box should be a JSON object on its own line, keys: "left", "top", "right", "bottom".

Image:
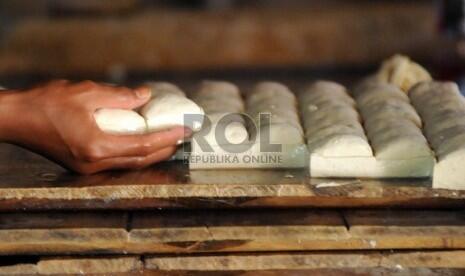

{"left": 0, "top": 143, "right": 463, "bottom": 210}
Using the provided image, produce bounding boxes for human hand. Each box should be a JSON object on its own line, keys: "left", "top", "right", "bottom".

{"left": 0, "top": 80, "right": 190, "bottom": 174}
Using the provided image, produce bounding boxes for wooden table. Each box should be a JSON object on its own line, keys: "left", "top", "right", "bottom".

{"left": 0, "top": 144, "right": 464, "bottom": 210}
{"left": 0, "top": 143, "right": 464, "bottom": 275}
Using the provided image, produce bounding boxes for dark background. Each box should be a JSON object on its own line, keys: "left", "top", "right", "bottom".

{"left": 0, "top": 0, "right": 462, "bottom": 88}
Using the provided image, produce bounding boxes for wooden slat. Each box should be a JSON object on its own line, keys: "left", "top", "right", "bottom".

{"left": 0, "top": 2, "right": 441, "bottom": 75}
{"left": 0, "top": 211, "right": 127, "bottom": 229}
{"left": 145, "top": 251, "right": 465, "bottom": 271}
{"left": 129, "top": 209, "right": 348, "bottom": 253}
{"left": 128, "top": 209, "right": 465, "bottom": 253}
{"left": 0, "top": 209, "right": 465, "bottom": 255}
{"left": 0, "top": 264, "right": 37, "bottom": 275}
{"left": 344, "top": 209, "right": 465, "bottom": 250}
{"left": 1, "top": 253, "right": 464, "bottom": 275}
{"left": 0, "top": 211, "right": 128, "bottom": 255}
{"left": 142, "top": 268, "right": 465, "bottom": 276}
{"left": 0, "top": 144, "right": 464, "bottom": 210}
{"left": 37, "top": 256, "right": 142, "bottom": 275}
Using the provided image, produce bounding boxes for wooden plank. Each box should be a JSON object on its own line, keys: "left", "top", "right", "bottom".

{"left": 0, "top": 2, "right": 441, "bottom": 75}
{"left": 0, "top": 144, "right": 464, "bottom": 210}
{"left": 129, "top": 209, "right": 349, "bottom": 253}
{"left": 142, "top": 268, "right": 465, "bottom": 276}
{"left": 145, "top": 251, "right": 465, "bottom": 271}
{"left": 344, "top": 209, "right": 465, "bottom": 250}
{"left": 1, "top": 254, "right": 464, "bottom": 275}
{"left": 130, "top": 209, "right": 465, "bottom": 253}
{"left": 37, "top": 256, "right": 142, "bottom": 275}
{"left": 1, "top": 209, "right": 465, "bottom": 255}
{"left": 0, "top": 211, "right": 128, "bottom": 255}
{"left": 0, "top": 264, "right": 37, "bottom": 275}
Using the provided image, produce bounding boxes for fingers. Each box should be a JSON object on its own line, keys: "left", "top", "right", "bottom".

{"left": 103, "top": 127, "right": 190, "bottom": 158}
{"left": 74, "top": 146, "right": 178, "bottom": 174}
{"left": 40, "top": 80, "right": 151, "bottom": 110}
{"left": 91, "top": 85, "right": 152, "bottom": 110}
{"left": 79, "top": 127, "right": 190, "bottom": 162}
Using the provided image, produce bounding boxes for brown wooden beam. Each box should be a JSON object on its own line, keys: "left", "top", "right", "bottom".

{"left": 0, "top": 209, "right": 464, "bottom": 255}
{"left": 0, "top": 2, "right": 442, "bottom": 76}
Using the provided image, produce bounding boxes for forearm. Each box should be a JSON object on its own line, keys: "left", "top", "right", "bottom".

{"left": 0, "top": 81, "right": 186, "bottom": 174}
{"left": 0, "top": 90, "right": 27, "bottom": 142}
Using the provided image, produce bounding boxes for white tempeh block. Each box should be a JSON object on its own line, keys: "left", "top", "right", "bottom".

{"left": 196, "top": 113, "right": 249, "bottom": 145}
{"left": 247, "top": 81, "right": 296, "bottom": 106}
{"left": 190, "top": 81, "right": 306, "bottom": 169}
{"left": 356, "top": 83, "right": 432, "bottom": 160}
{"left": 355, "top": 83, "right": 410, "bottom": 106}
{"left": 192, "top": 81, "right": 248, "bottom": 146}
{"left": 254, "top": 123, "right": 304, "bottom": 145}
{"left": 302, "top": 80, "right": 434, "bottom": 178}
{"left": 248, "top": 81, "right": 303, "bottom": 139}
{"left": 410, "top": 81, "right": 465, "bottom": 190}
{"left": 307, "top": 134, "right": 372, "bottom": 158}
{"left": 145, "top": 82, "right": 186, "bottom": 98}
{"left": 300, "top": 81, "right": 372, "bottom": 158}
{"left": 94, "top": 109, "right": 147, "bottom": 135}
{"left": 311, "top": 155, "right": 434, "bottom": 178}
{"left": 94, "top": 82, "right": 202, "bottom": 136}
{"left": 189, "top": 142, "right": 307, "bottom": 169}
{"left": 140, "top": 82, "right": 204, "bottom": 132}
{"left": 193, "top": 80, "right": 244, "bottom": 113}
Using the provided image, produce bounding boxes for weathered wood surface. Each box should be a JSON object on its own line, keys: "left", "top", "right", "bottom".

{"left": 0, "top": 209, "right": 464, "bottom": 255}
{"left": 0, "top": 256, "right": 143, "bottom": 275}
{"left": 0, "top": 144, "right": 464, "bottom": 210}
{"left": 145, "top": 251, "right": 465, "bottom": 271}
{"left": 0, "top": 2, "right": 441, "bottom": 75}
{"left": 0, "top": 251, "right": 464, "bottom": 275}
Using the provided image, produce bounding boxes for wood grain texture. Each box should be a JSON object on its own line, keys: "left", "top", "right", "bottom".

{"left": 0, "top": 211, "right": 128, "bottom": 255}
{"left": 1, "top": 253, "right": 464, "bottom": 275}
{"left": 0, "top": 264, "right": 37, "bottom": 275}
{"left": 0, "top": 144, "right": 464, "bottom": 210}
{"left": 344, "top": 209, "right": 465, "bottom": 250}
{"left": 129, "top": 209, "right": 349, "bottom": 253}
{"left": 0, "top": 2, "right": 441, "bottom": 75}
{"left": 145, "top": 251, "right": 465, "bottom": 271}
{"left": 0, "top": 209, "right": 465, "bottom": 255}
{"left": 141, "top": 268, "right": 465, "bottom": 276}
{"left": 37, "top": 256, "right": 142, "bottom": 274}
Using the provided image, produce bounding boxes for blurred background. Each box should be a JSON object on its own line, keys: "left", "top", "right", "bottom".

{"left": 0, "top": 0, "right": 463, "bottom": 88}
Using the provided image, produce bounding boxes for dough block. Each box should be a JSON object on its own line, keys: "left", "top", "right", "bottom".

{"left": 356, "top": 83, "right": 432, "bottom": 160}
{"left": 300, "top": 81, "right": 372, "bottom": 158}
{"left": 95, "top": 82, "right": 204, "bottom": 134}
{"left": 94, "top": 109, "right": 147, "bottom": 135}
{"left": 302, "top": 81, "right": 434, "bottom": 178}
{"left": 190, "top": 81, "right": 306, "bottom": 169}
{"left": 375, "top": 54, "right": 432, "bottom": 92}
{"left": 410, "top": 81, "right": 465, "bottom": 190}
{"left": 189, "top": 142, "right": 308, "bottom": 169}
{"left": 311, "top": 155, "right": 434, "bottom": 178}
{"left": 141, "top": 82, "right": 204, "bottom": 132}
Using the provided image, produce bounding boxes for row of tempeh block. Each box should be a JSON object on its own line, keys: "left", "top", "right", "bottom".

{"left": 410, "top": 82, "right": 465, "bottom": 189}
{"left": 301, "top": 80, "right": 465, "bottom": 189}
{"left": 189, "top": 81, "right": 306, "bottom": 169}
{"left": 301, "top": 80, "right": 434, "bottom": 179}
{"left": 186, "top": 79, "right": 465, "bottom": 189}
